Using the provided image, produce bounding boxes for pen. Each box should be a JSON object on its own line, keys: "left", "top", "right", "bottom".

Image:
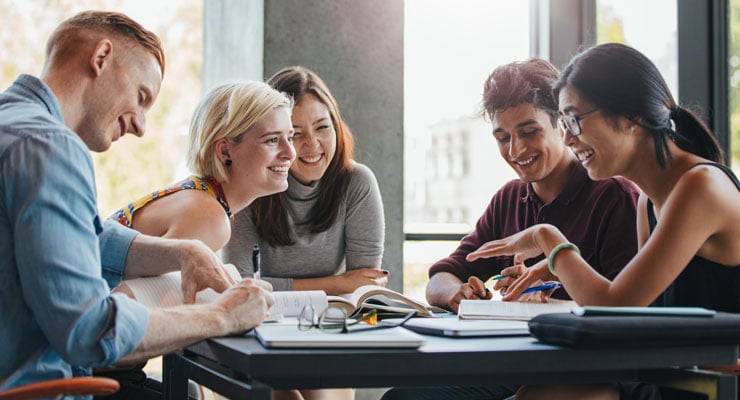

{"left": 520, "top": 282, "right": 562, "bottom": 295}
{"left": 490, "top": 274, "right": 509, "bottom": 281}
{"left": 252, "top": 244, "right": 261, "bottom": 280}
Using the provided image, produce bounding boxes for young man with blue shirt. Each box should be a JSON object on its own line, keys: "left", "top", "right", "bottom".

{"left": 0, "top": 10, "right": 274, "bottom": 394}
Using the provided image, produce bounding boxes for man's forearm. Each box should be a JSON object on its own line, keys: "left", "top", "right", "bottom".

{"left": 123, "top": 234, "right": 194, "bottom": 278}
{"left": 118, "top": 280, "right": 272, "bottom": 365}
{"left": 426, "top": 272, "right": 463, "bottom": 309}
{"left": 117, "top": 303, "right": 226, "bottom": 364}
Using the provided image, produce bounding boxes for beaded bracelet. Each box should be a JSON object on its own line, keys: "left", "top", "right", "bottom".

{"left": 547, "top": 243, "right": 580, "bottom": 277}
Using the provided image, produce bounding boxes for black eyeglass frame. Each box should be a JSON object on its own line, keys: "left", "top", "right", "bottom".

{"left": 298, "top": 304, "right": 417, "bottom": 334}
{"left": 558, "top": 108, "right": 599, "bottom": 136}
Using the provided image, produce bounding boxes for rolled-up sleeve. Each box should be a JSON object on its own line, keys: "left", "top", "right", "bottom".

{"left": 100, "top": 219, "right": 138, "bottom": 289}
{"left": 8, "top": 132, "right": 148, "bottom": 366}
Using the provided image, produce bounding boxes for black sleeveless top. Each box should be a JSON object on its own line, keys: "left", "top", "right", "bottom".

{"left": 648, "top": 163, "right": 740, "bottom": 313}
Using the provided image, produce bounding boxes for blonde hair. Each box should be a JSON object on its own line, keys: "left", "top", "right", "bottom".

{"left": 187, "top": 81, "right": 293, "bottom": 182}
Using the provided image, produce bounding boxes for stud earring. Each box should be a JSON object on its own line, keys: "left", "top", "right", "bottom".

{"left": 225, "top": 159, "right": 232, "bottom": 166}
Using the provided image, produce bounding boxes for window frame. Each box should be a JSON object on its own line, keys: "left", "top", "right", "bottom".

{"left": 403, "top": 0, "right": 731, "bottom": 244}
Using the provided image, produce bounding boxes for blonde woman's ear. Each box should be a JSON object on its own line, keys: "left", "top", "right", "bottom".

{"left": 214, "top": 138, "right": 231, "bottom": 164}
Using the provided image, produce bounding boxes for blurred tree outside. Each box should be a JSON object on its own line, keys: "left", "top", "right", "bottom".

{"left": 731, "top": 0, "right": 740, "bottom": 167}
{"left": 596, "top": 3, "right": 626, "bottom": 43}
{"left": 0, "top": 0, "right": 202, "bottom": 216}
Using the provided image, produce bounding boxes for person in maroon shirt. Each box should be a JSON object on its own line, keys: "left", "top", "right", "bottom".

{"left": 425, "top": 58, "right": 640, "bottom": 312}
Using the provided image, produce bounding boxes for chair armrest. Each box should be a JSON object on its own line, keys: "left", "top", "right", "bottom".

{"left": 0, "top": 376, "right": 120, "bottom": 400}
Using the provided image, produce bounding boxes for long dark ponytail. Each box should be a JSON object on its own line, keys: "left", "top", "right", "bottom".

{"left": 553, "top": 43, "right": 723, "bottom": 166}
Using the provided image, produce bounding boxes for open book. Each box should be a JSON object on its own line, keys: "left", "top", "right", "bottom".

{"left": 327, "top": 285, "right": 443, "bottom": 318}
{"left": 120, "top": 267, "right": 440, "bottom": 319}
{"left": 458, "top": 299, "right": 577, "bottom": 321}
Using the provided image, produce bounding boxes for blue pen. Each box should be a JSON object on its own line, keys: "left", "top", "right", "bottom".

{"left": 520, "top": 282, "right": 562, "bottom": 295}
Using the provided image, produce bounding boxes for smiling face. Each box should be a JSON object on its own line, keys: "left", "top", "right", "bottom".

{"left": 492, "top": 103, "right": 569, "bottom": 184}
{"left": 78, "top": 45, "right": 162, "bottom": 152}
{"left": 226, "top": 106, "right": 296, "bottom": 199}
{"left": 559, "top": 85, "right": 636, "bottom": 180}
{"left": 289, "top": 94, "right": 337, "bottom": 185}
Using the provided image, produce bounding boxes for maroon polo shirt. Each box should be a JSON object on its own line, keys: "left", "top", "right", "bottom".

{"left": 429, "top": 162, "right": 640, "bottom": 300}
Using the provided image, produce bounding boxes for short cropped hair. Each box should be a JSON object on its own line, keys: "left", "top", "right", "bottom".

{"left": 46, "top": 10, "right": 165, "bottom": 75}
{"left": 482, "top": 58, "right": 560, "bottom": 127}
{"left": 186, "top": 81, "right": 293, "bottom": 183}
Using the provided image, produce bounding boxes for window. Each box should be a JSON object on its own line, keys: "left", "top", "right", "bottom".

{"left": 730, "top": 0, "right": 740, "bottom": 170}
{"left": 403, "top": 0, "right": 530, "bottom": 298}
{"left": 596, "top": 0, "right": 678, "bottom": 98}
{"left": 0, "top": 0, "right": 201, "bottom": 216}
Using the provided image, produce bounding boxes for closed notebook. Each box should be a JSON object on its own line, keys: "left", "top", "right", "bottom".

{"left": 458, "top": 299, "right": 577, "bottom": 321}
{"left": 255, "top": 319, "right": 426, "bottom": 349}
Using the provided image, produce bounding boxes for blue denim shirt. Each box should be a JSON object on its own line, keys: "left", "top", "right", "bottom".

{"left": 0, "top": 75, "right": 149, "bottom": 391}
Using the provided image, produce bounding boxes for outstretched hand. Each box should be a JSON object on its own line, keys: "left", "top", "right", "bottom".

{"left": 466, "top": 226, "right": 545, "bottom": 264}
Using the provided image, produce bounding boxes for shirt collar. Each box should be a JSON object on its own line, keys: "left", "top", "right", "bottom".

{"left": 522, "top": 161, "right": 588, "bottom": 206}
{"left": 10, "top": 74, "right": 65, "bottom": 124}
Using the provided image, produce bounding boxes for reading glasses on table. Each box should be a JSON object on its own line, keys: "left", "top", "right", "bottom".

{"left": 298, "top": 304, "right": 416, "bottom": 334}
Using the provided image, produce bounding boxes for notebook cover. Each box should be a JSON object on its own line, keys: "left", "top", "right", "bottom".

{"left": 255, "top": 321, "right": 425, "bottom": 349}
{"left": 397, "top": 317, "right": 530, "bottom": 337}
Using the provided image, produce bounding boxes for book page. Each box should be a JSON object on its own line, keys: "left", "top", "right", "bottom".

{"left": 343, "top": 285, "right": 436, "bottom": 317}
{"left": 458, "top": 299, "right": 577, "bottom": 321}
{"left": 125, "top": 264, "right": 242, "bottom": 307}
{"left": 125, "top": 271, "right": 187, "bottom": 307}
{"left": 270, "top": 290, "right": 328, "bottom": 318}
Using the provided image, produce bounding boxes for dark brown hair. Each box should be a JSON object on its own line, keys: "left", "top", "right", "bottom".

{"left": 482, "top": 58, "right": 560, "bottom": 127}
{"left": 553, "top": 43, "right": 722, "bottom": 166}
{"left": 251, "top": 66, "right": 355, "bottom": 246}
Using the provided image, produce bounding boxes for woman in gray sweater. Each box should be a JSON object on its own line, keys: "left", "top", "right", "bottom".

{"left": 223, "top": 66, "right": 386, "bottom": 400}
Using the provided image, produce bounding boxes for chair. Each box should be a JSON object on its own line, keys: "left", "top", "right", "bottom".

{"left": 0, "top": 377, "right": 119, "bottom": 400}
{"left": 703, "top": 359, "right": 740, "bottom": 375}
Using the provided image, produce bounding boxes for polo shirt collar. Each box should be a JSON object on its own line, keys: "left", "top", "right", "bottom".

{"left": 523, "top": 161, "right": 588, "bottom": 206}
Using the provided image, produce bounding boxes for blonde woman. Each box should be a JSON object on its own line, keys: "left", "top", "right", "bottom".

{"left": 111, "top": 81, "right": 295, "bottom": 253}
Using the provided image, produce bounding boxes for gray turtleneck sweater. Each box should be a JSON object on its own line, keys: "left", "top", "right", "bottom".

{"left": 222, "top": 161, "right": 385, "bottom": 291}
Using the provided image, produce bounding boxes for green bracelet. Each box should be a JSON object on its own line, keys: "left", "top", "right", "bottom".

{"left": 548, "top": 243, "right": 580, "bottom": 277}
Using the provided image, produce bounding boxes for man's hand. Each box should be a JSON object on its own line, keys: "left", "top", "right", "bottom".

{"left": 447, "top": 276, "right": 493, "bottom": 312}
{"left": 494, "top": 258, "right": 557, "bottom": 302}
{"left": 177, "top": 240, "right": 237, "bottom": 304}
{"left": 216, "top": 278, "right": 275, "bottom": 334}
{"left": 121, "top": 277, "right": 275, "bottom": 363}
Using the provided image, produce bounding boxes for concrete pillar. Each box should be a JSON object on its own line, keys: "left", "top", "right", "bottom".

{"left": 264, "top": 0, "right": 405, "bottom": 291}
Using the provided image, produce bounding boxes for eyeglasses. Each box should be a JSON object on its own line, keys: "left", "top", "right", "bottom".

{"left": 298, "top": 305, "right": 416, "bottom": 334}
{"left": 558, "top": 109, "right": 599, "bottom": 136}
